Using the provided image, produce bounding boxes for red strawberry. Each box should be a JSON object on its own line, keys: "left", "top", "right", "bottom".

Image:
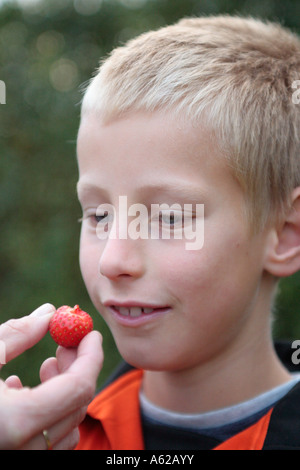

{"left": 49, "top": 305, "right": 93, "bottom": 348}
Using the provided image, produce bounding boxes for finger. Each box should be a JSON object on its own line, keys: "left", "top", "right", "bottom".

{"left": 56, "top": 346, "right": 78, "bottom": 374}
{"left": 20, "top": 426, "right": 81, "bottom": 450}
{"left": 41, "top": 346, "right": 81, "bottom": 382}
{"left": 40, "top": 346, "right": 78, "bottom": 382}
{"left": 5, "top": 375, "right": 23, "bottom": 389}
{"left": 20, "top": 406, "right": 86, "bottom": 450}
{"left": 42, "top": 427, "right": 80, "bottom": 451}
{"left": 22, "top": 331, "right": 103, "bottom": 438}
{"left": 39, "top": 357, "right": 59, "bottom": 383}
{"left": 42, "top": 332, "right": 101, "bottom": 384}
{"left": 0, "top": 304, "right": 56, "bottom": 364}
{"left": 54, "top": 427, "right": 80, "bottom": 450}
{"left": 66, "top": 330, "right": 103, "bottom": 379}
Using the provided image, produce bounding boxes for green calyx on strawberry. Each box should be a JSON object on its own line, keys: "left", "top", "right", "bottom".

{"left": 49, "top": 304, "right": 93, "bottom": 348}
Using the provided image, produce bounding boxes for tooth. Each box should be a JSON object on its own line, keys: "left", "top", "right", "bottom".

{"left": 119, "top": 307, "right": 130, "bottom": 316}
{"left": 130, "top": 307, "right": 142, "bottom": 317}
{"left": 143, "top": 308, "right": 154, "bottom": 314}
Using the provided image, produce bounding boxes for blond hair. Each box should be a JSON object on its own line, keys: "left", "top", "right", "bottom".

{"left": 81, "top": 15, "right": 300, "bottom": 232}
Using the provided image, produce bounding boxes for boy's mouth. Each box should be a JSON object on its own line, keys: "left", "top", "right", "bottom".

{"left": 105, "top": 302, "right": 170, "bottom": 320}
{"left": 112, "top": 305, "right": 167, "bottom": 317}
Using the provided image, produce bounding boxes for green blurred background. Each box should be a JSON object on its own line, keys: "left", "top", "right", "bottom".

{"left": 0, "top": 0, "right": 300, "bottom": 388}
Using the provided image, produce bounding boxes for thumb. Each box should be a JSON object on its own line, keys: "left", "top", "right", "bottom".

{"left": 0, "top": 304, "right": 56, "bottom": 366}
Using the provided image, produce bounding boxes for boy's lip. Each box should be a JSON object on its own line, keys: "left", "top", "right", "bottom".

{"left": 103, "top": 300, "right": 171, "bottom": 324}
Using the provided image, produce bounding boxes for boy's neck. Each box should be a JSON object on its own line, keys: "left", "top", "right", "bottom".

{"left": 142, "top": 326, "right": 291, "bottom": 414}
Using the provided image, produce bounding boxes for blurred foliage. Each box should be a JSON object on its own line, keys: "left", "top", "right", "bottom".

{"left": 0, "top": 0, "right": 300, "bottom": 387}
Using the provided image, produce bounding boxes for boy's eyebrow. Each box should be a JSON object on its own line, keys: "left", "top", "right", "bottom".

{"left": 140, "top": 182, "right": 208, "bottom": 203}
{"left": 76, "top": 180, "right": 208, "bottom": 203}
{"left": 76, "top": 181, "right": 109, "bottom": 199}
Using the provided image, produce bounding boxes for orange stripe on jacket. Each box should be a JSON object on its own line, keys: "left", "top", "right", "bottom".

{"left": 76, "top": 369, "right": 144, "bottom": 450}
{"left": 76, "top": 368, "right": 272, "bottom": 450}
{"left": 214, "top": 408, "right": 273, "bottom": 450}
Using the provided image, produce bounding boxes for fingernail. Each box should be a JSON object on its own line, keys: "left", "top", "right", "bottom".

{"left": 30, "top": 303, "right": 56, "bottom": 318}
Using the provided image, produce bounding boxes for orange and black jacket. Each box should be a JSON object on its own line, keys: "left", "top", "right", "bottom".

{"left": 76, "top": 342, "right": 300, "bottom": 450}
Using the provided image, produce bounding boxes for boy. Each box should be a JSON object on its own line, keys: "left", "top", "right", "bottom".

{"left": 75, "top": 15, "right": 300, "bottom": 450}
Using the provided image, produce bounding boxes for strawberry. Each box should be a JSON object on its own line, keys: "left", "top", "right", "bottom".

{"left": 49, "top": 305, "right": 93, "bottom": 348}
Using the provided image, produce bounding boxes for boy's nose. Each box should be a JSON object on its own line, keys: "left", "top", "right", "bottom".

{"left": 99, "top": 237, "right": 145, "bottom": 280}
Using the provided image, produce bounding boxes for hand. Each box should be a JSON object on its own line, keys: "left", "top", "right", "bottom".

{"left": 0, "top": 304, "right": 103, "bottom": 450}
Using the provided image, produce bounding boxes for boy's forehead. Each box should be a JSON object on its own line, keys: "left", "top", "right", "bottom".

{"left": 77, "top": 111, "right": 231, "bottom": 189}
{"left": 79, "top": 109, "right": 211, "bottom": 136}
{"left": 76, "top": 111, "right": 246, "bottom": 215}
{"left": 77, "top": 111, "right": 219, "bottom": 159}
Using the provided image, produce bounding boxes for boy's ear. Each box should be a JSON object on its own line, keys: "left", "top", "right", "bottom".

{"left": 264, "top": 187, "right": 300, "bottom": 277}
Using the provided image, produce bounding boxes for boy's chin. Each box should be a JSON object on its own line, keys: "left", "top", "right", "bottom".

{"left": 120, "top": 351, "right": 166, "bottom": 372}
{"left": 117, "top": 345, "right": 192, "bottom": 373}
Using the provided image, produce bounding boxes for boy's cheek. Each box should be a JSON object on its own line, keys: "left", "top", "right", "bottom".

{"left": 79, "top": 248, "right": 102, "bottom": 312}
{"left": 79, "top": 238, "right": 100, "bottom": 282}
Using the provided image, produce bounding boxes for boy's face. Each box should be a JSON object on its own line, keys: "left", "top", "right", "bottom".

{"left": 77, "top": 111, "right": 270, "bottom": 372}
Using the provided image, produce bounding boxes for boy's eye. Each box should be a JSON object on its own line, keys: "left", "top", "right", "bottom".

{"left": 159, "top": 210, "right": 182, "bottom": 227}
{"left": 78, "top": 210, "right": 111, "bottom": 225}
{"left": 94, "top": 211, "right": 109, "bottom": 223}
